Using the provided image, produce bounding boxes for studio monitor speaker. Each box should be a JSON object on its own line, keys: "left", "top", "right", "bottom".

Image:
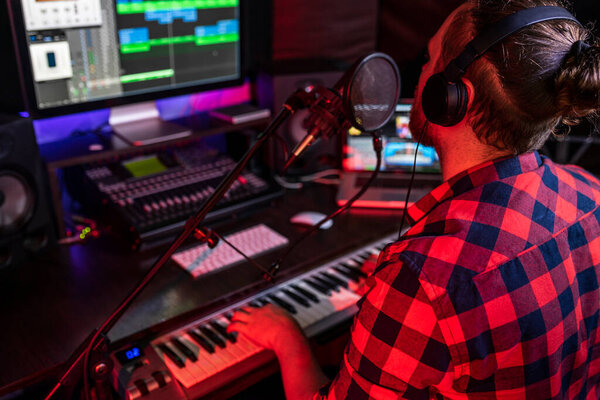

{"left": 0, "top": 115, "right": 56, "bottom": 269}
{"left": 257, "top": 63, "right": 345, "bottom": 176}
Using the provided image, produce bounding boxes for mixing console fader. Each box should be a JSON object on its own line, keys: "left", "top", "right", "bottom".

{"left": 65, "top": 143, "right": 280, "bottom": 249}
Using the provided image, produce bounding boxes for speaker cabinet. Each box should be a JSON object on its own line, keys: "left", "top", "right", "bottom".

{"left": 0, "top": 115, "right": 56, "bottom": 269}
{"left": 257, "top": 66, "right": 345, "bottom": 175}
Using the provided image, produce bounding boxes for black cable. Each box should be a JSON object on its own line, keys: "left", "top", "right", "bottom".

{"left": 397, "top": 121, "right": 429, "bottom": 241}
{"left": 210, "top": 230, "right": 274, "bottom": 277}
{"left": 269, "top": 133, "right": 384, "bottom": 278}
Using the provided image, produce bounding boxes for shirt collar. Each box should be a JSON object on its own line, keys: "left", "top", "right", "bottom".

{"left": 407, "top": 151, "right": 543, "bottom": 225}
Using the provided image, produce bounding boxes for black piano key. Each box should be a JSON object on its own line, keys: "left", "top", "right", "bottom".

{"left": 282, "top": 288, "right": 311, "bottom": 308}
{"left": 355, "top": 253, "right": 370, "bottom": 261}
{"left": 249, "top": 300, "right": 262, "bottom": 308}
{"left": 303, "top": 278, "right": 332, "bottom": 296}
{"left": 313, "top": 275, "right": 341, "bottom": 292}
{"left": 157, "top": 343, "right": 185, "bottom": 368}
{"left": 352, "top": 256, "right": 366, "bottom": 266}
{"left": 188, "top": 329, "right": 215, "bottom": 354}
{"left": 290, "top": 284, "right": 320, "bottom": 303}
{"left": 322, "top": 271, "right": 349, "bottom": 289}
{"left": 257, "top": 297, "right": 271, "bottom": 306}
{"left": 334, "top": 265, "right": 360, "bottom": 283}
{"left": 209, "top": 320, "right": 237, "bottom": 343}
{"left": 199, "top": 326, "right": 227, "bottom": 348}
{"left": 267, "top": 294, "right": 297, "bottom": 314}
{"left": 225, "top": 312, "right": 234, "bottom": 320}
{"left": 171, "top": 337, "right": 198, "bottom": 362}
{"left": 340, "top": 262, "right": 368, "bottom": 278}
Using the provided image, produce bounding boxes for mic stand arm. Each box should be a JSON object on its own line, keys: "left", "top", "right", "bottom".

{"left": 45, "top": 90, "right": 311, "bottom": 400}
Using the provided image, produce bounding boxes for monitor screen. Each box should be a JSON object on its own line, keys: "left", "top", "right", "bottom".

{"left": 8, "top": 0, "right": 242, "bottom": 116}
{"left": 343, "top": 101, "right": 441, "bottom": 173}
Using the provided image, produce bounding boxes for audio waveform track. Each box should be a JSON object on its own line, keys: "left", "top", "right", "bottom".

{"left": 114, "top": 0, "right": 240, "bottom": 92}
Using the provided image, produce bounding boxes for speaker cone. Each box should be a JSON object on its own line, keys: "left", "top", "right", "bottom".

{"left": 0, "top": 172, "right": 34, "bottom": 234}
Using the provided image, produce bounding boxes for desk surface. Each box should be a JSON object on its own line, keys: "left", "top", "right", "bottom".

{"left": 0, "top": 185, "right": 403, "bottom": 395}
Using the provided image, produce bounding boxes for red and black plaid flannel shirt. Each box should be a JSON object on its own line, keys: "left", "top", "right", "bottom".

{"left": 316, "top": 151, "right": 600, "bottom": 399}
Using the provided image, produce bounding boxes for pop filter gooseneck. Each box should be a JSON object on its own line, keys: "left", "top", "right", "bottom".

{"left": 271, "top": 52, "right": 400, "bottom": 278}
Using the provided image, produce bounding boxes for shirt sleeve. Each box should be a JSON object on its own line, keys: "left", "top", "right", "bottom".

{"left": 314, "top": 257, "right": 453, "bottom": 399}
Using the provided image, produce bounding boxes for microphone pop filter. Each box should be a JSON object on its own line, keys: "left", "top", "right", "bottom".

{"left": 342, "top": 53, "right": 400, "bottom": 132}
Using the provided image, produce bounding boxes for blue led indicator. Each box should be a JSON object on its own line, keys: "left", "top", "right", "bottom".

{"left": 125, "top": 347, "right": 141, "bottom": 360}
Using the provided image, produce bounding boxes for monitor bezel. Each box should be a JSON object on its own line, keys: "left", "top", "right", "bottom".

{"left": 6, "top": 0, "right": 246, "bottom": 119}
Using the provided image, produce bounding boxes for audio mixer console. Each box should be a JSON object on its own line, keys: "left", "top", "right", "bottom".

{"left": 65, "top": 142, "right": 280, "bottom": 249}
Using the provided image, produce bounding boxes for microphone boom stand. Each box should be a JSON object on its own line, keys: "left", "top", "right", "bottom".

{"left": 45, "top": 90, "right": 312, "bottom": 400}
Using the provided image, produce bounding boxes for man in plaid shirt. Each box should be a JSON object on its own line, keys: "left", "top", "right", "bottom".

{"left": 228, "top": 1, "right": 600, "bottom": 398}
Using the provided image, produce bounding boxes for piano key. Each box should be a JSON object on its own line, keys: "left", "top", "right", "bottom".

{"left": 187, "top": 329, "right": 215, "bottom": 354}
{"left": 314, "top": 274, "right": 341, "bottom": 292}
{"left": 290, "top": 283, "right": 320, "bottom": 303}
{"left": 340, "top": 262, "right": 368, "bottom": 278}
{"left": 321, "top": 271, "right": 349, "bottom": 289}
{"left": 354, "top": 253, "right": 370, "bottom": 261}
{"left": 249, "top": 300, "right": 263, "bottom": 308}
{"left": 171, "top": 337, "right": 198, "bottom": 362}
{"left": 333, "top": 265, "right": 360, "bottom": 282}
{"left": 281, "top": 288, "right": 311, "bottom": 308}
{"left": 267, "top": 294, "right": 297, "bottom": 315}
{"left": 210, "top": 320, "right": 237, "bottom": 343}
{"left": 157, "top": 343, "right": 185, "bottom": 368}
{"left": 303, "top": 278, "right": 332, "bottom": 295}
{"left": 172, "top": 336, "right": 215, "bottom": 379}
{"left": 199, "top": 325, "right": 227, "bottom": 348}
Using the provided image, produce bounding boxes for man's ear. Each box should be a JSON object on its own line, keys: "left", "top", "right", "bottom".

{"left": 462, "top": 78, "right": 475, "bottom": 110}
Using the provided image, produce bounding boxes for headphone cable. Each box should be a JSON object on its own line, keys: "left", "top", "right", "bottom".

{"left": 397, "top": 120, "right": 429, "bottom": 241}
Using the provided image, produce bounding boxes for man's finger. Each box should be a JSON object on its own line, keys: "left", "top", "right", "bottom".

{"left": 227, "top": 320, "right": 247, "bottom": 334}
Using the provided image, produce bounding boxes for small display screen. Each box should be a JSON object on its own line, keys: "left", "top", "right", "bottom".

{"left": 122, "top": 155, "right": 167, "bottom": 178}
{"left": 115, "top": 346, "right": 144, "bottom": 365}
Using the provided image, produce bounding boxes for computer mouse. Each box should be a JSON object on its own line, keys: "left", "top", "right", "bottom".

{"left": 289, "top": 211, "right": 333, "bottom": 230}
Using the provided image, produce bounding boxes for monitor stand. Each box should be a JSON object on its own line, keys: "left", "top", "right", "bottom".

{"left": 109, "top": 101, "right": 192, "bottom": 146}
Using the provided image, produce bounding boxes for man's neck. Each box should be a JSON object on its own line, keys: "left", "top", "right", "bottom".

{"left": 436, "top": 128, "right": 513, "bottom": 181}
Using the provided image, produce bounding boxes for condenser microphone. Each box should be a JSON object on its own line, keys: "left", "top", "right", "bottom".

{"left": 281, "top": 52, "right": 401, "bottom": 173}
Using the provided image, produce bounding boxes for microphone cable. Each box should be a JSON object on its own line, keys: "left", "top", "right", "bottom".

{"left": 397, "top": 120, "right": 429, "bottom": 241}
{"left": 268, "top": 133, "right": 384, "bottom": 279}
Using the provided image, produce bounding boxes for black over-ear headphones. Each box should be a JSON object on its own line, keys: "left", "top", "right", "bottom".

{"left": 421, "top": 6, "right": 581, "bottom": 127}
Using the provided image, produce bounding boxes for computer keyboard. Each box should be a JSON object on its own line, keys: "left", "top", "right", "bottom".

{"left": 172, "top": 224, "right": 289, "bottom": 278}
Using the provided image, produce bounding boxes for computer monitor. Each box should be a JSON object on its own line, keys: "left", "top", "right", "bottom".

{"left": 6, "top": 0, "right": 244, "bottom": 143}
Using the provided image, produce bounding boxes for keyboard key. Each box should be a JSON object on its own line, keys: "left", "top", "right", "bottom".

{"left": 157, "top": 343, "right": 185, "bottom": 368}
{"left": 268, "top": 294, "right": 297, "bottom": 314}
{"left": 334, "top": 265, "right": 360, "bottom": 282}
{"left": 304, "top": 278, "right": 331, "bottom": 295}
{"left": 313, "top": 275, "right": 341, "bottom": 292}
{"left": 282, "top": 288, "right": 311, "bottom": 308}
{"left": 199, "top": 326, "right": 226, "bottom": 348}
{"left": 340, "top": 262, "right": 368, "bottom": 278}
{"left": 210, "top": 320, "right": 237, "bottom": 343}
{"left": 321, "top": 271, "right": 349, "bottom": 289}
{"left": 188, "top": 330, "right": 215, "bottom": 354}
{"left": 291, "top": 284, "right": 320, "bottom": 303}
{"left": 171, "top": 338, "right": 198, "bottom": 362}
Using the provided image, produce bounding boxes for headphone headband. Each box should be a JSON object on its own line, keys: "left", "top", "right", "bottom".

{"left": 444, "top": 6, "right": 581, "bottom": 82}
{"left": 423, "top": 5, "right": 583, "bottom": 127}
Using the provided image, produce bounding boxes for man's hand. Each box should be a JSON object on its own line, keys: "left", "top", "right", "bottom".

{"left": 227, "top": 303, "right": 328, "bottom": 400}
{"left": 356, "top": 253, "right": 379, "bottom": 296}
{"left": 226, "top": 303, "right": 305, "bottom": 355}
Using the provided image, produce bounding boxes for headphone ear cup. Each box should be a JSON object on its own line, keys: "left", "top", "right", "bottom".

{"left": 422, "top": 73, "right": 469, "bottom": 127}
